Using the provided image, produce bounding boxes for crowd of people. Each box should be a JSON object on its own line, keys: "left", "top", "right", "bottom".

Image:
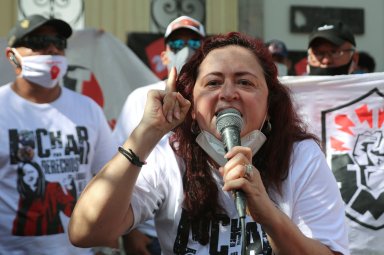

{"left": 268, "top": 20, "right": 376, "bottom": 76}
{"left": 0, "top": 12, "right": 381, "bottom": 255}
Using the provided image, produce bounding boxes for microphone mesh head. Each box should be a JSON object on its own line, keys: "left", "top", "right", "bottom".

{"left": 216, "top": 108, "right": 243, "bottom": 133}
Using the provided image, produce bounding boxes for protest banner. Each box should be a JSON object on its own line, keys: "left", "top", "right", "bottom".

{"left": 282, "top": 73, "right": 384, "bottom": 254}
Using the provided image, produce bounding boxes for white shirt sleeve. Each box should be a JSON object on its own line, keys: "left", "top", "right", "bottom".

{"left": 270, "top": 139, "right": 350, "bottom": 255}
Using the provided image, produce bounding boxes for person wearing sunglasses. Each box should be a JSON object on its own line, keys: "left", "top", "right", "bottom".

{"left": 113, "top": 16, "right": 205, "bottom": 255}
{"left": 162, "top": 16, "right": 205, "bottom": 74}
{"left": 0, "top": 15, "right": 117, "bottom": 254}
{"left": 306, "top": 20, "right": 359, "bottom": 75}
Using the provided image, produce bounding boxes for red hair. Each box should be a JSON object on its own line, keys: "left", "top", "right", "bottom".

{"left": 169, "top": 32, "right": 317, "bottom": 242}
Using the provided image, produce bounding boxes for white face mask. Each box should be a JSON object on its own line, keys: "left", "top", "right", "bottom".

{"left": 16, "top": 51, "right": 68, "bottom": 89}
{"left": 166, "top": 47, "right": 195, "bottom": 74}
{"left": 275, "top": 62, "right": 288, "bottom": 76}
{"left": 196, "top": 130, "right": 267, "bottom": 166}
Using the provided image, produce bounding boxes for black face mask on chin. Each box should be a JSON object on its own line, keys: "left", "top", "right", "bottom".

{"left": 309, "top": 59, "right": 352, "bottom": 75}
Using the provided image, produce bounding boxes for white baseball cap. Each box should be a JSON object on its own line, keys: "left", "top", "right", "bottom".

{"left": 164, "top": 16, "right": 205, "bottom": 40}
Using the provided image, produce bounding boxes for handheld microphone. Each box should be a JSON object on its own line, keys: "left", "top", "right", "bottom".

{"left": 216, "top": 108, "right": 246, "bottom": 218}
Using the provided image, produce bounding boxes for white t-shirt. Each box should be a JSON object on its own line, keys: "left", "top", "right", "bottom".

{"left": 113, "top": 80, "right": 166, "bottom": 144}
{"left": 130, "top": 139, "right": 350, "bottom": 255}
{"left": 0, "top": 84, "right": 116, "bottom": 255}
{"left": 113, "top": 80, "right": 166, "bottom": 238}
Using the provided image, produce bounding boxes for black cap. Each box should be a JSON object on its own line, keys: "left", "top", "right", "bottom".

{"left": 308, "top": 20, "right": 355, "bottom": 48}
{"left": 7, "top": 14, "right": 72, "bottom": 47}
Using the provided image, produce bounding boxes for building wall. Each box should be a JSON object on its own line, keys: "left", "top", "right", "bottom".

{"left": 206, "top": 0, "right": 238, "bottom": 34}
{"left": 1, "top": 0, "right": 237, "bottom": 42}
{"left": 238, "top": 0, "right": 264, "bottom": 38}
{"left": 83, "top": 0, "right": 151, "bottom": 41}
{"left": 1, "top": 0, "right": 382, "bottom": 71}
{"left": 83, "top": 0, "right": 238, "bottom": 41}
{"left": 0, "top": 0, "right": 18, "bottom": 39}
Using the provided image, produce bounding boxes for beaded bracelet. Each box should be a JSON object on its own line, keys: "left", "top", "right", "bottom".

{"left": 118, "top": 146, "right": 146, "bottom": 167}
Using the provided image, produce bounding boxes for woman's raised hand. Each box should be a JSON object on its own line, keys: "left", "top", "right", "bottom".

{"left": 141, "top": 67, "right": 191, "bottom": 137}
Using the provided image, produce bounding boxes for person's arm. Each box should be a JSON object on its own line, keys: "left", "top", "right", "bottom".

{"left": 68, "top": 68, "right": 190, "bottom": 248}
{"left": 262, "top": 207, "right": 342, "bottom": 255}
{"left": 221, "top": 145, "right": 345, "bottom": 255}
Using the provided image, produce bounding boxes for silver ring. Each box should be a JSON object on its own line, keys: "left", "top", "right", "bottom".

{"left": 244, "top": 164, "right": 253, "bottom": 180}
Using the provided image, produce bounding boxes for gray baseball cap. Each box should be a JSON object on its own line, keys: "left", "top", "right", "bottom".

{"left": 7, "top": 14, "right": 72, "bottom": 47}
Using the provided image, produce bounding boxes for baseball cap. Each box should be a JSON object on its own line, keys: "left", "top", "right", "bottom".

{"left": 265, "top": 39, "right": 288, "bottom": 58}
{"left": 7, "top": 14, "right": 72, "bottom": 47}
{"left": 164, "top": 16, "right": 205, "bottom": 41}
{"left": 308, "top": 20, "right": 355, "bottom": 48}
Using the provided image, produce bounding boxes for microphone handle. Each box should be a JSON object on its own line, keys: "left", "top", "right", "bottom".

{"left": 221, "top": 127, "right": 247, "bottom": 219}
{"left": 234, "top": 190, "right": 246, "bottom": 218}
{"left": 221, "top": 128, "right": 241, "bottom": 152}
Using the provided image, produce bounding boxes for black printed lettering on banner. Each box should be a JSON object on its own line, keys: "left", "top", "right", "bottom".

{"left": 352, "top": 190, "right": 384, "bottom": 219}
{"left": 332, "top": 153, "right": 384, "bottom": 230}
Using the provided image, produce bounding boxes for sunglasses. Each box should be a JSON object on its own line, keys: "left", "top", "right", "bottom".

{"left": 14, "top": 35, "right": 67, "bottom": 51}
{"left": 167, "top": 39, "right": 201, "bottom": 53}
{"left": 309, "top": 49, "right": 355, "bottom": 61}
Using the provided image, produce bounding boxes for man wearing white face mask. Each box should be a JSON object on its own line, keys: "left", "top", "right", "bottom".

{"left": 113, "top": 16, "right": 205, "bottom": 255}
{"left": 0, "top": 15, "right": 116, "bottom": 254}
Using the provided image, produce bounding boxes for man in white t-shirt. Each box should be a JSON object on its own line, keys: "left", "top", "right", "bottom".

{"left": 0, "top": 14, "right": 116, "bottom": 255}
{"left": 113, "top": 15, "right": 205, "bottom": 255}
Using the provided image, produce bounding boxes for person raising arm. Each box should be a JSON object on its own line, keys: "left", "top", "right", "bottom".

{"left": 69, "top": 32, "right": 349, "bottom": 255}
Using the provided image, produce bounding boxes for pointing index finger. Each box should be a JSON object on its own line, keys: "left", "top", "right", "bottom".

{"left": 165, "top": 67, "right": 177, "bottom": 92}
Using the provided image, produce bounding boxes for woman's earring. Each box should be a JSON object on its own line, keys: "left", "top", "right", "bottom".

{"left": 264, "top": 119, "right": 272, "bottom": 134}
{"left": 191, "top": 120, "right": 200, "bottom": 135}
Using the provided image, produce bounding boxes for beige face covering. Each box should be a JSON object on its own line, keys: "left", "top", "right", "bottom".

{"left": 195, "top": 130, "right": 266, "bottom": 167}
{"left": 195, "top": 111, "right": 268, "bottom": 166}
